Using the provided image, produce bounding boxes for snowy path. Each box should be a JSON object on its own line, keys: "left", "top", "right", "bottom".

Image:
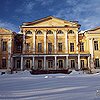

{"left": 0, "top": 71, "right": 100, "bottom": 100}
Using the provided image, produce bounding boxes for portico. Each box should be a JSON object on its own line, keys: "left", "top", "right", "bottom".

{"left": 13, "top": 53, "right": 90, "bottom": 71}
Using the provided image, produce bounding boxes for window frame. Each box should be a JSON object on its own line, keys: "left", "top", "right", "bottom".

{"left": 2, "top": 41, "right": 7, "bottom": 51}
{"left": 70, "top": 43, "right": 74, "bottom": 52}
{"left": 57, "top": 30, "right": 63, "bottom": 34}
{"left": 95, "top": 58, "right": 99, "bottom": 67}
{"left": 38, "top": 60, "right": 42, "bottom": 69}
{"left": 80, "top": 42, "right": 84, "bottom": 52}
{"left": 48, "top": 43, "right": 52, "bottom": 53}
{"left": 38, "top": 43, "right": 42, "bottom": 52}
{"left": 94, "top": 41, "right": 98, "bottom": 50}
{"left": 68, "top": 30, "right": 74, "bottom": 34}
{"left": 48, "top": 60, "right": 53, "bottom": 68}
{"left": 36, "top": 30, "right": 42, "bottom": 34}
{"left": 58, "top": 43, "right": 63, "bottom": 52}
{"left": 26, "top": 30, "right": 32, "bottom": 34}
{"left": 47, "top": 30, "right": 53, "bottom": 34}
{"left": 2, "top": 59, "right": 6, "bottom": 68}
{"left": 26, "top": 43, "right": 30, "bottom": 51}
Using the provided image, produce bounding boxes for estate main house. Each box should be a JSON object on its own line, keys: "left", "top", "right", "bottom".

{"left": 0, "top": 16, "right": 100, "bottom": 72}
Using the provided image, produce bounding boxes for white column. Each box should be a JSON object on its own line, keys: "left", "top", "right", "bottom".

{"left": 44, "top": 56, "right": 46, "bottom": 70}
{"left": 11, "top": 57, "right": 13, "bottom": 68}
{"left": 65, "top": 31, "right": 68, "bottom": 53}
{"left": 44, "top": 31, "right": 46, "bottom": 54}
{"left": 8, "top": 38, "right": 12, "bottom": 68}
{"left": 78, "top": 54, "right": 80, "bottom": 70}
{"left": 33, "top": 31, "right": 35, "bottom": 53}
{"left": 54, "top": 30, "right": 57, "bottom": 53}
{"left": 66, "top": 55, "right": 69, "bottom": 69}
{"left": 76, "top": 32, "right": 79, "bottom": 53}
{"left": 32, "top": 56, "right": 34, "bottom": 69}
{"left": 89, "top": 39, "right": 94, "bottom": 69}
{"left": 55, "top": 56, "right": 57, "bottom": 70}
{"left": 88, "top": 56, "right": 90, "bottom": 69}
{"left": 21, "top": 56, "right": 23, "bottom": 70}
{"left": 23, "top": 32, "right": 26, "bottom": 54}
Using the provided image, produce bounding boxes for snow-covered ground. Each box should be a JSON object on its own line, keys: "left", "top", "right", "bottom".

{"left": 0, "top": 70, "right": 100, "bottom": 100}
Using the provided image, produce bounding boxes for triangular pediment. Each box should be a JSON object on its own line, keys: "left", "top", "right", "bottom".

{"left": 0, "top": 27, "right": 12, "bottom": 34}
{"left": 22, "top": 16, "right": 79, "bottom": 27}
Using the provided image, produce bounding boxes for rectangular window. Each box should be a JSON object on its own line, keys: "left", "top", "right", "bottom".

{"left": 80, "top": 42, "right": 84, "bottom": 52}
{"left": 17, "top": 60, "right": 21, "bottom": 68}
{"left": 48, "top": 43, "right": 52, "bottom": 53}
{"left": 26, "top": 43, "right": 30, "bottom": 51}
{"left": 94, "top": 41, "right": 98, "bottom": 50}
{"left": 71, "top": 60, "right": 75, "bottom": 69}
{"left": 38, "top": 43, "right": 42, "bottom": 52}
{"left": 48, "top": 60, "right": 53, "bottom": 68}
{"left": 95, "top": 59, "right": 99, "bottom": 67}
{"left": 58, "top": 60, "right": 63, "bottom": 68}
{"left": 2, "top": 59, "right": 6, "bottom": 68}
{"left": 81, "top": 60, "right": 84, "bottom": 69}
{"left": 2, "top": 41, "right": 7, "bottom": 51}
{"left": 17, "top": 45, "right": 22, "bottom": 51}
{"left": 70, "top": 43, "right": 74, "bottom": 52}
{"left": 58, "top": 43, "right": 62, "bottom": 51}
{"left": 26, "top": 60, "right": 30, "bottom": 69}
{"left": 38, "top": 60, "right": 42, "bottom": 69}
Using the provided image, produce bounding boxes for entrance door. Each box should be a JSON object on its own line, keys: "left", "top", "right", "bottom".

{"left": 58, "top": 60, "right": 63, "bottom": 68}
{"left": 48, "top": 60, "right": 53, "bottom": 68}
{"left": 38, "top": 60, "right": 42, "bottom": 69}
{"left": 81, "top": 60, "right": 84, "bottom": 69}
{"left": 26, "top": 59, "right": 30, "bottom": 69}
{"left": 71, "top": 60, "right": 75, "bottom": 69}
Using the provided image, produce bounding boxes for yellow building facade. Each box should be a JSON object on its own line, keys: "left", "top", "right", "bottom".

{"left": 0, "top": 16, "right": 100, "bottom": 72}
{"left": 0, "top": 28, "right": 15, "bottom": 69}
{"left": 13, "top": 16, "right": 90, "bottom": 71}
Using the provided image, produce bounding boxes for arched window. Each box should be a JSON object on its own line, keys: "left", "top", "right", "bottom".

{"left": 57, "top": 30, "right": 63, "bottom": 34}
{"left": 68, "top": 30, "right": 74, "bottom": 34}
{"left": 26, "top": 30, "right": 32, "bottom": 34}
{"left": 36, "top": 30, "right": 42, "bottom": 34}
{"left": 47, "top": 30, "right": 53, "bottom": 34}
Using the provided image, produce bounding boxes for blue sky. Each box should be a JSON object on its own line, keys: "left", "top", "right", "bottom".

{"left": 0, "top": 0, "right": 100, "bottom": 32}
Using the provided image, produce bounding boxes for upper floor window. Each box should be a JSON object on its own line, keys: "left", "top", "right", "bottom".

{"left": 95, "top": 59, "right": 99, "bottom": 67}
{"left": 94, "top": 41, "right": 98, "bottom": 50}
{"left": 26, "top": 43, "right": 30, "bottom": 51}
{"left": 57, "top": 30, "right": 63, "bottom": 34}
{"left": 48, "top": 43, "right": 52, "bottom": 53}
{"left": 2, "top": 41, "right": 7, "bottom": 51}
{"left": 70, "top": 43, "right": 74, "bottom": 52}
{"left": 36, "top": 30, "right": 42, "bottom": 34}
{"left": 47, "top": 30, "right": 53, "bottom": 34}
{"left": 58, "top": 43, "right": 62, "bottom": 51}
{"left": 38, "top": 43, "right": 42, "bottom": 52}
{"left": 17, "top": 45, "right": 22, "bottom": 51}
{"left": 26, "top": 30, "right": 32, "bottom": 34}
{"left": 80, "top": 42, "right": 84, "bottom": 52}
{"left": 68, "top": 30, "right": 74, "bottom": 34}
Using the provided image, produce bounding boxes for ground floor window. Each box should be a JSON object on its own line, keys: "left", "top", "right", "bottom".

{"left": 81, "top": 60, "right": 84, "bottom": 69}
{"left": 17, "top": 60, "right": 20, "bottom": 68}
{"left": 38, "top": 60, "right": 42, "bottom": 69}
{"left": 71, "top": 60, "right": 75, "bottom": 69}
{"left": 95, "top": 59, "right": 99, "bottom": 67}
{"left": 48, "top": 60, "right": 53, "bottom": 68}
{"left": 58, "top": 60, "right": 63, "bottom": 68}
{"left": 2, "top": 59, "right": 6, "bottom": 68}
{"left": 26, "top": 60, "right": 30, "bottom": 69}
